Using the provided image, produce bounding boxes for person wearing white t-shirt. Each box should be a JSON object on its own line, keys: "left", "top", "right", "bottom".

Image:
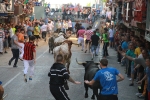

{"left": 40, "top": 23, "right": 48, "bottom": 41}
{"left": 68, "top": 19, "right": 72, "bottom": 32}
{"left": 106, "top": 8, "right": 112, "bottom": 22}
{"left": 108, "top": 25, "right": 114, "bottom": 48}
{"left": 47, "top": 21, "right": 54, "bottom": 37}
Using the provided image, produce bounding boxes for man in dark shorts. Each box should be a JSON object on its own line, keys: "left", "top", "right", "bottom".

{"left": 90, "top": 30, "right": 100, "bottom": 60}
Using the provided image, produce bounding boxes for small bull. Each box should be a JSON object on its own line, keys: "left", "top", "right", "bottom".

{"left": 53, "top": 40, "right": 77, "bottom": 73}
{"left": 76, "top": 58, "right": 101, "bottom": 100}
{"left": 0, "top": 85, "right": 4, "bottom": 100}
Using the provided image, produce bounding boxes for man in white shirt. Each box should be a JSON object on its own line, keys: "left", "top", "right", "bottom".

{"left": 68, "top": 19, "right": 72, "bottom": 32}
{"left": 40, "top": 23, "right": 48, "bottom": 41}
{"left": 108, "top": 25, "right": 114, "bottom": 48}
{"left": 47, "top": 21, "right": 54, "bottom": 37}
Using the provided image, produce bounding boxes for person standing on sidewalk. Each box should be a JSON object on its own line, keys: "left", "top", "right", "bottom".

{"left": 23, "top": 36, "right": 36, "bottom": 82}
{"left": 0, "top": 25, "right": 4, "bottom": 54}
{"left": 85, "top": 58, "right": 124, "bottom": 100}
{"left": 9, "top": 30, "right": 21, "bottom": 67}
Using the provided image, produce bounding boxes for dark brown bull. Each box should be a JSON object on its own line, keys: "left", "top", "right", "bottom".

{"left": 0, "top": 85, "right": 4, "bottom": 100}
{"left": 76, "top": 58, "right": 101, "bottom": 100}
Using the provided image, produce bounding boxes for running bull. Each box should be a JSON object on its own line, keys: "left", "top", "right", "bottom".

{"left": 76, "top": 58, "right": 101, "bottom": 100}
{"left": 48, "top": 32, "right": 71, "bottom": 54}
{"left": 53, "top": 40, "right": 78, "bottom": 74}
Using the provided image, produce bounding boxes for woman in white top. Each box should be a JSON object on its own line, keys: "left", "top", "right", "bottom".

{"left": 63, "top": 20, "right": 68, "bottom": 34}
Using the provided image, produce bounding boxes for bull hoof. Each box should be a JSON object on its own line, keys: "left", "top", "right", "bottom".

{"left": 85, "top": 94, "right": 88, "bottom": 98}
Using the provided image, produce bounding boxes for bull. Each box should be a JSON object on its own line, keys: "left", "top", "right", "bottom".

{"left": 49, "top": 32, "right": 71, "bottom": 54}
{"left": 0, "top": 85, "right": 4, "bottom": 100}
{"left": 53, "top": 40, "right": 78, "bottom": 74}
{"left": 76, "top": 58, "right": 101, "bottom": 100}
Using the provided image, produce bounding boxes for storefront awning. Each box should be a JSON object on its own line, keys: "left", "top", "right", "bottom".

{"left": 0, "top": 13, "right": 8, "bottom": 16}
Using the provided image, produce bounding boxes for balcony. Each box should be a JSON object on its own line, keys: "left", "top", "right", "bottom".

{"left": 14, "top": 5, "right": 23, "bottom": 16}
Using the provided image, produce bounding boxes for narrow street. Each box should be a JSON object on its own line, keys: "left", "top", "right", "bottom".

{"left": 0, "top": 36, "right": 141, "bottom": 100}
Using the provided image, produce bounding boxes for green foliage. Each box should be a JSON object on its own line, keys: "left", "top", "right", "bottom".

{"left": 86, "top": 2, "right": 91, "bottom": 7}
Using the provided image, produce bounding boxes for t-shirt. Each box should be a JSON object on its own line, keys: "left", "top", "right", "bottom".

{"left": 126, "top": 50, "right": 136, "bottom": 65}
{"left": 102, "top": 33, "right": 109, "bottom": 43}
{"left": 27, "top": 26, "right": 33, "bottom": 36}
{"left": 134, "top": 47, "right": 141, "bottom": 57}
{"left": 77, "top": 29, "right": 85, "bottom": 38}
{"left": 96, "top": 32, "right": 100, "bottom": 37}
{"left": 121, "top": 41, "right": 128, "bottom": 51}
{"left": 146, "top": 67, "right": 150, "bottom": 92}
{"left": 85, "top": 30, "right": 93, "bottom": 40}
{"left": 91, "top": 34, "right": 99, "bottom": 46}
{"left": 34, "top": 26, "right": 40, "bottom": 35}
{"left": 40, "top": 25, "right": 47, "bottom": 32}
{"left": 11, "top": 35, "right": 18, "bottom": 49}
{"left": 93, "top": 67, "right": 119, "bottom": 95}
{"left": 109, "top": 29, "right": 114, "bottom": 37}
{"left": 18, "top": 33, "right": 24, "bottom": 43}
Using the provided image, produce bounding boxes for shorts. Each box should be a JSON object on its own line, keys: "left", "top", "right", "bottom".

{"left": 78, "top": 37, "right": 84, "bottom": 44}
{"left": 85, "top": 39, "right": 90, "bottom": 44}
{"left": 131, "top": 64, "right": 135, "bottom": 74}
{"left": 109, "top": 37, "right": 114, "bottom": 42}
{"left": 34, "top": 35, "right": 40, "bottom": 39}
{"left": 91, "top": 45, "right": 97, "bottom": 53}
{"left": 137, "top": 65, "right": 144, "bottom": 73}
{"left": 3, "top": 39, "right": 8, "bottom": 48}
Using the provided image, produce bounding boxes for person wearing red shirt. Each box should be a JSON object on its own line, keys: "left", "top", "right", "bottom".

{"left": 23, "top": 36, "right": 36, "bottom": 82}
{"left": 77, "top": 27, "right": 86, "bottom": 51}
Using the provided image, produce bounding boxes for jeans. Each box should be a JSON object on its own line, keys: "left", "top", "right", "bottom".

{"left": 103, "top": 42, "right": 109, "bottom": 56}
{"left": 9, "top": 49, "right": 19, "bottom": 66}
{"left": 91, "top": 45, "right": 97, "bottom": 55}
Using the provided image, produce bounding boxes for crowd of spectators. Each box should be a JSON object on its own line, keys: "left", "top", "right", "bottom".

{"left": 113, "top": 25, "right": 150, "bottom": 99}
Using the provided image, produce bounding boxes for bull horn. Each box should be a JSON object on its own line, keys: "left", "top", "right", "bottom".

{"left": 72, "top": 42, "right": 79, "bottom": 45}
{"left": 76, "top": 58, "right": 84, "bottom": 65}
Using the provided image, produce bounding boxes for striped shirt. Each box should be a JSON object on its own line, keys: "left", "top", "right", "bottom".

{"left": 48, "top": 63, "right": 69, "bottom": 85}
{"left": 85, "top": 30, "right": 93, "bottom": 40}
{"left": 23, "top": 42, "right": 36, "bottom": 60}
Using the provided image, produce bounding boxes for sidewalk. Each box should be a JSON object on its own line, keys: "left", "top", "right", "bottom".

{"left": 106, "top": 47, "right": 142, "bottom": 100}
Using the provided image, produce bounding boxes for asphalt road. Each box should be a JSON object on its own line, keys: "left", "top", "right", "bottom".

{"left": 0, "top": 36, "right": 142, "bottom": 100}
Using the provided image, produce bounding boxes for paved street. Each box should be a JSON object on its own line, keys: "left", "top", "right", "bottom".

{"left": 0, "top": 36, "right": 142, "bottom": 100}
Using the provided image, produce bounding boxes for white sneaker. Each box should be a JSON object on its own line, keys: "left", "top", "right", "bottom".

{"left": 129, "top": 78, "right": 132, "bottom": 81}
{"left": 136, "top": 93, "right": 142, "bottom": 96}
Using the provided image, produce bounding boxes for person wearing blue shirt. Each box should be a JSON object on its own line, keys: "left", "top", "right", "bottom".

{"left": 121, "top": 36, "right": 129, "bottom": 52}
{"left": 85, "top": 59, "right": 124, "bottom": 100}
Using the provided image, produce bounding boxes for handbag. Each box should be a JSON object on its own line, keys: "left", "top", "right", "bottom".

{"left": 64, "top": 79, "right": 69, "bottom": 90}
